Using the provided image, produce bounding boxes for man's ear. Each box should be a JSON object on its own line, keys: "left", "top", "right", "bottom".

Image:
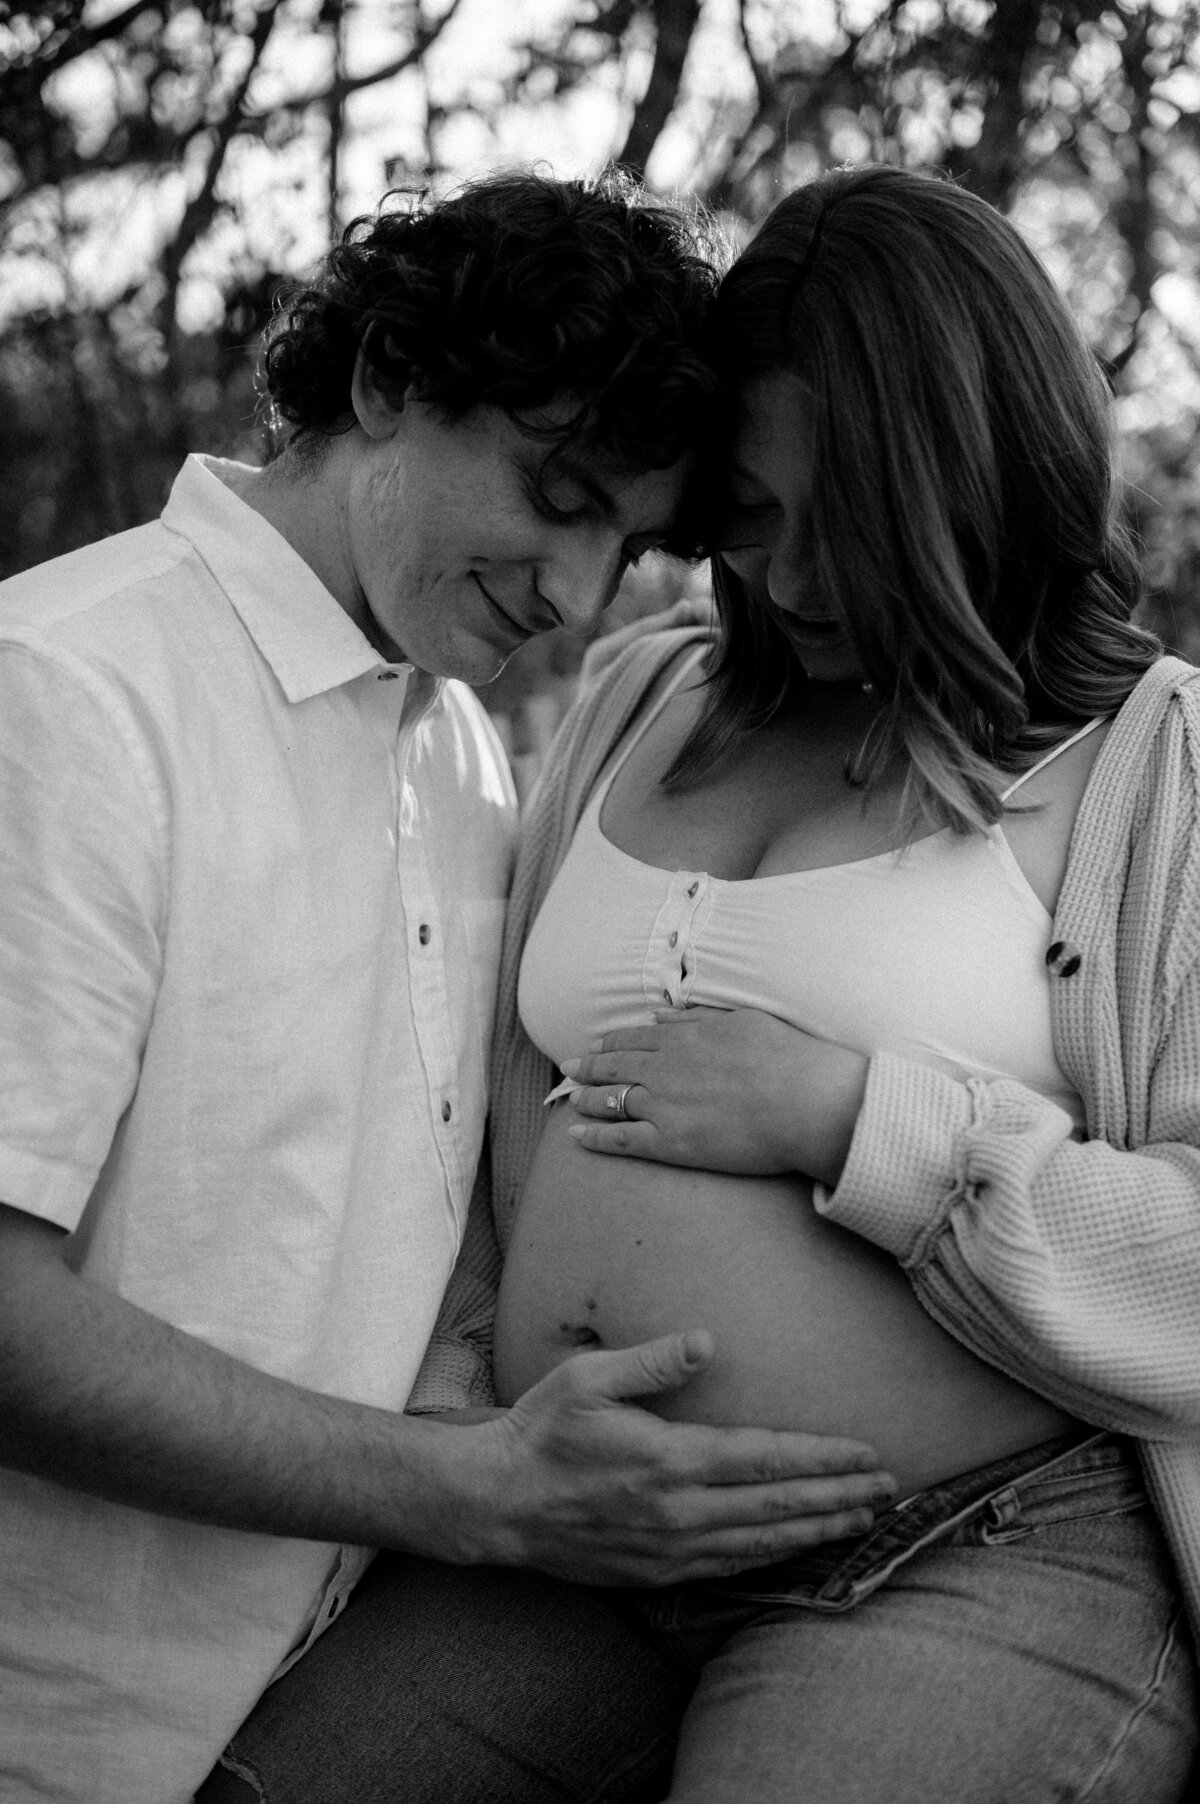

{"left": 350, "top": 344, "right": 407, "bottom": 441}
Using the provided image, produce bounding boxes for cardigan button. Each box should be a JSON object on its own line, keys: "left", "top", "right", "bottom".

{"left": 1045, "top": 940, "right": 1082, "bottom": 978}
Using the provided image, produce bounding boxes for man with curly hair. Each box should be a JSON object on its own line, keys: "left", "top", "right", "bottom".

{"left": 0, "top": 169, "right": 889, "bottom": 1803}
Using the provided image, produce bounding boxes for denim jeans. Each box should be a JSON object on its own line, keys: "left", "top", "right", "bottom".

{"left": 617, "top": 1432, "right": 1199, "bottom": 1802}
{"left": 196, "top": 1433, "right": 1198, "bottom": 1804}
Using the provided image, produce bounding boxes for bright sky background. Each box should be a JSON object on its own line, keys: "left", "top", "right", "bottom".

{"left": 7, "top": 0, "right": 782, "bottom": 327}
{"left": 6, "top": 0, "right": 1199, "bottom": 400}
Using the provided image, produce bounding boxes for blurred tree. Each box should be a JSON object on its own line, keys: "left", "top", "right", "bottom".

{"left": 2, "top": 0, "right": 1198, "bottom": 685}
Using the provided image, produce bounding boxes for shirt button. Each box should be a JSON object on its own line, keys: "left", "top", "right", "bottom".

{"left": 687, "top": 881, "right": 699, "bottom": 898}
{"left": 441, "top": 1100, "right": 452, "bottom": 1122}
{"left": 663, "top": 988, "right": 672, "bottom": 1003}
{"left": 418, "top": 923, "right": 431, "bottom": 946}
{"left": 668, "top": 931, "right": 678, "bottom": 948}
{"left": 377, "top": 671, "right": 400, "bottom": 681}
{"left": 1045, "top": 940, "right": 1082, "bottom": 978}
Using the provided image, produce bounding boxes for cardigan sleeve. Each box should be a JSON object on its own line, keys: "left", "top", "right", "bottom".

{"left": 823, "top": 662, "right": 1200, "bottom": 1440}
{"left": 822, "top": 979, "right": 1200, "bottom": 1438}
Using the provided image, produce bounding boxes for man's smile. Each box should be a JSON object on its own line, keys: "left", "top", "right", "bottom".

{"left": 472, "top": 572, "right": 536, "bottom": 641}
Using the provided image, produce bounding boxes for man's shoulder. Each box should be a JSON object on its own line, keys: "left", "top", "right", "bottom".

{"left": 0, "top": 518, "right": 192, "bottom": 648}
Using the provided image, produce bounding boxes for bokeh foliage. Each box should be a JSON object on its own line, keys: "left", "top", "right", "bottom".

{"left": 2, "top": 0, "right": 1198, "bottom": 710}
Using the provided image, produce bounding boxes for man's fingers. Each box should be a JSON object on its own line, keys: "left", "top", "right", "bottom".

{"left": 662, "top": 1467, "right": 897, "bottom": 1532}
{"left": 551, "top": 1345, "right": 890, "bottom": 1489}
{"left": 574, "top": 1330, "right": 716, "bottom": 1403}
{"left": 562, "top": 1502, "right": 888, "bottom": 1589}
{"left": 672, "top": 1424, "right": 890, "bottom": 1486}
{"left": 635, "top": 1506, "right": 883, "bottom": 1586}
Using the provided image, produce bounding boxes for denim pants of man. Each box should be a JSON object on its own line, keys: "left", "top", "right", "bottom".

{"left": 197, "top": 1433, "right": 1198, "bottom": 1804}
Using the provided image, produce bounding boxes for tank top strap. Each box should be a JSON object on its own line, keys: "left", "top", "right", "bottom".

{"left": 1000, "top": 716, "right": 1108, "bottom": 803}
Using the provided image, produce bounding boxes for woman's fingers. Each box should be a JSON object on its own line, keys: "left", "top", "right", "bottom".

{"left": 569, "top": 1077, "right": 648, "bottom": 1119}
{"left": 567, "top": 1117, "right": 660, "bottom": 1158}
{"left": 559, "top": 1044, "right": 658, "bottom": 1085}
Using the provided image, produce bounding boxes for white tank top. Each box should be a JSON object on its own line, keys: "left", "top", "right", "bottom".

{"left": 519, "top": 652, "right": 1099, "bottom": 1128}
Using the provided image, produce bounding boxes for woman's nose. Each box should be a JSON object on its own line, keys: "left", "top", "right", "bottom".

{"left": 766, "top": 552, "right": 804, "bottom": 613}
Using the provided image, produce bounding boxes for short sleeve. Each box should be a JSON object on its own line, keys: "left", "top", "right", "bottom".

{"left": 0, "top": 640, "right": 166, "bottom": 1227}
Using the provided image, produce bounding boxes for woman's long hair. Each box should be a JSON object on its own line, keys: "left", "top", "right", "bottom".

{"left": 671, "top": 165, "right": 1159, "bottom": 832}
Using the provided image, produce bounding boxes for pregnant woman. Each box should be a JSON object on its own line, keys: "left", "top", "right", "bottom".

{"left": 202, "top": 166, "right": 1200, "bottom": 1802}
{"left": 486, "top": 166, "right": 1200, "bottom": 1798}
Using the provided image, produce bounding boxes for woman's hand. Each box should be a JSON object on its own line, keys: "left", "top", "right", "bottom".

{"left": 560, "top": 1006, "right": 868, "bottom": 1187}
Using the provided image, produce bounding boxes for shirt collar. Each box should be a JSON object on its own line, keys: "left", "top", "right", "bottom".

{"left": 160, "top": 454, "right": 418, "bottom": 704}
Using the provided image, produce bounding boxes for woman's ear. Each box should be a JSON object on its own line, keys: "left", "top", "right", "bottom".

{"left": 350, "top": 343, "right": 406, "bottom": 441}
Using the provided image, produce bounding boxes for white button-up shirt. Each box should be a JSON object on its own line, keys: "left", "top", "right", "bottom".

{"left": 0, "top": 457, "right": 517, "bottom": 1802}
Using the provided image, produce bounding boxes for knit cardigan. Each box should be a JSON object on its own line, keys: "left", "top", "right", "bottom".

{"left": 412, "top": 621, "right": 1200, "bottom": 1647}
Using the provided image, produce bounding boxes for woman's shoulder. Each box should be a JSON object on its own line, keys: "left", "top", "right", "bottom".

{"left": 577, "top": 600, "right": 713, "bottom": 694}
{"left": 1101, "top": 656, "right": 1200, "bottom": 796}
{"left": 1123, "top": 654, "right": 1200, "bottom": 719}
{"left": 1065, "top": 656, "right": 1200, "bottom": 894}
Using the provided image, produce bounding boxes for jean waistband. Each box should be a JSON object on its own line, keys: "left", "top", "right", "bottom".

{"left": 701, "top": 1429, "right": 1131, "bottom": 1613}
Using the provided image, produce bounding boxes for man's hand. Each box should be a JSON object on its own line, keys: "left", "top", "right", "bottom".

{"left": 561, "top": 1007, "right": 869, "bottom": 1187}
{"left": 413, "top": 1330, "right": 896, "bottom": 1586}
{"left": 0, "top": 1207, "right": 893, "bottom": 1585}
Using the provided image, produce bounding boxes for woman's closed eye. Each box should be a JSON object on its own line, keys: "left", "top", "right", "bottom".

{"left": 715, "top": 496, "right": 780, "bottom": 551}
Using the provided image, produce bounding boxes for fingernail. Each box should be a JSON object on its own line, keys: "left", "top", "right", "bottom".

{"left": 872, "top": 1481, "right": 898, "bottom": 1505}
{"left": 559, "top": 1058, "right": 580, "bottom": 1077}
{"left": 567, "top": 1124, "right": 586, "bottom": 1141}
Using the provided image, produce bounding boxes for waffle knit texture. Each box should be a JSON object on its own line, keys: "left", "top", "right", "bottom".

{"left": 427, "top": 619, "right": 1200, "bottom": 1647}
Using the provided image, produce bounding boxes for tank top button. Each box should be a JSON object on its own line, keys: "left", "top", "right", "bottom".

{"left": 1045, "top": 940, "right": 1082, "bottom": 978}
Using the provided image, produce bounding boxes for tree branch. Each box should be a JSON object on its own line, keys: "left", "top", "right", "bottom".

{"left": 615, "top": 0, "right": 701, "bottom": 176}
{"left": 1, "top": 0, "right": 165, "bottom": 83}
{"left": 156, "top": 1, "right": 281, "bottom": 338}
{"left": 1104, "top": 8, "right": 1159, "bottom": 379}
{"left": 255, "top": 0, "right": 466, "bottom": 117}
{"left": 737, "top": 0, "right": 771, "bottom": 111}
{"left": 964, "top": 0, "right": 1043, "bottom": 209}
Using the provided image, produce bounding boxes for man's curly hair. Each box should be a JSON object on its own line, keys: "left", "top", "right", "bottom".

{"left": 262, "top": 167, "right": 728, "bottom": 554}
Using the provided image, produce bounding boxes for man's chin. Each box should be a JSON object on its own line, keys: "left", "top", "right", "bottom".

{"left": 431, "top": 634, "right": 522, "bottom": 687}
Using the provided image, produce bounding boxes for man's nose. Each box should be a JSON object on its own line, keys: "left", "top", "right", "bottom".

{"left": 540, "top": 525, "right": 625, "bottom": 632}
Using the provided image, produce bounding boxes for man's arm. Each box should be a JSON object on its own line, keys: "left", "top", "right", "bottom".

{"left": 0, "top": 1202, "right": 896, "bottom": 1586}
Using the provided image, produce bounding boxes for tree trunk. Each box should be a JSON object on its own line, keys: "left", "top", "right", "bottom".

{"left": 615, "top": 0, "right": 701, "bottom": 177}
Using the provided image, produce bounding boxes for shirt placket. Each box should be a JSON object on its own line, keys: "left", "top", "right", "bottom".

{"left": 644, "top": 871, "right": 712, "bottom": 1013}
{"left": 385, "top": 681, "right": 470, "bottom": 1232}
{"left": 296, "top": 665, "right": 467, "bottom": 1675}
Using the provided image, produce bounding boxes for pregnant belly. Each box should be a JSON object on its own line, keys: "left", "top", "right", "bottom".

{"left": 493, "top": 1103, "right": 1077, "bottom": 1498}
